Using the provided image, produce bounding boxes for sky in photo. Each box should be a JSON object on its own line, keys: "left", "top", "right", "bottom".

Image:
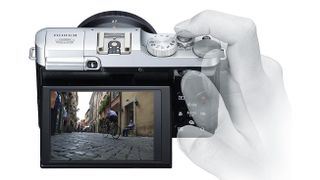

{"left": 77, "top": 92, "right": 92, "bottom": 120}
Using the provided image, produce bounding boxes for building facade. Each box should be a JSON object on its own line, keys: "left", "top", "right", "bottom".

{"left": 120, "top": 91, "right": 154, "bottom": 137}
{"left": 52, "top": 91, "right": 78, "bottom": 134}
{"left": 87, "top": 91, "right": 154, "bottom": 137}
{"left": 88, "top": 92, "right": 109, "bottom": 132}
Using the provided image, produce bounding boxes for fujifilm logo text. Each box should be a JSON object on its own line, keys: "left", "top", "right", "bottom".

{"left": 54, "top": 33, "right": 77, "bottom": 37}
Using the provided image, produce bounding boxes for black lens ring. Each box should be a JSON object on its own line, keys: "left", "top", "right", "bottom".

{"left": 78, "top": 11, "right": 156, "bottom": 34}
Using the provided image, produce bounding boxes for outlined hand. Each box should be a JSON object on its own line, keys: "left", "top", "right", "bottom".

{"left": 175, "top": 10, "right": 290, "bottom": 180}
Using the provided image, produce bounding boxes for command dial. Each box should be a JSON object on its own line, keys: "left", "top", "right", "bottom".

{"left": 192, "top": 39, "right": 221, "bottom": 58}
{"left": 146, "top": 34, "right": 177, "bottom": 57}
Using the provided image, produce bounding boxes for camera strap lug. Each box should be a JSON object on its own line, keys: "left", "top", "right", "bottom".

{"left": 29, "top": 47, "right": 36, "bottom": 60}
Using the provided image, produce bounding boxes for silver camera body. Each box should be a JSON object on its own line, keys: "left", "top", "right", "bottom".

{"left": 30, "top": 27, "right": 226, "bottom": 72}
{"left": 30, "top": 11, "right": 227, "bottom": 168}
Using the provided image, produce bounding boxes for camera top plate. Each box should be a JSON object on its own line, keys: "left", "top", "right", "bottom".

{"left": 30, "top": 11, "right": 226, "bottom": 71}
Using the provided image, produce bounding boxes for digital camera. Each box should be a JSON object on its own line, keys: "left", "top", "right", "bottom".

{"left": 29, "top": 11, "right": 226, "bottom": 168}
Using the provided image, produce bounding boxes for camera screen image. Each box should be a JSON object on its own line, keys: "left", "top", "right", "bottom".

{"left": 50, "top": 90, "right": 155, "bottom": 161}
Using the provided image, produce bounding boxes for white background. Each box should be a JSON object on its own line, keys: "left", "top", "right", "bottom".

{"left": 0, "top": 0, "right": 319, "bottom": 179}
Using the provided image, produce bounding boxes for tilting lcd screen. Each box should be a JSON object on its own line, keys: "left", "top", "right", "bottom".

{"left": 49, "top": 91, "right": 155, "bottom": 161}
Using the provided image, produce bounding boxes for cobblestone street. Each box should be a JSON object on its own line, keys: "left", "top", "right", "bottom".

{"left": 51, "top": 132, "right": 153, "bottom": 160}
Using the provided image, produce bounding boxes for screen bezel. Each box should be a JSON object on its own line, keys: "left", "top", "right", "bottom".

{"left": 40, "top": 86, "right": 171, "bottom": 168}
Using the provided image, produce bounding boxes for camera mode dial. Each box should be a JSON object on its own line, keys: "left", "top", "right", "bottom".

{"left": 146, "top": 34, "right": 177, "bottom": 57}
